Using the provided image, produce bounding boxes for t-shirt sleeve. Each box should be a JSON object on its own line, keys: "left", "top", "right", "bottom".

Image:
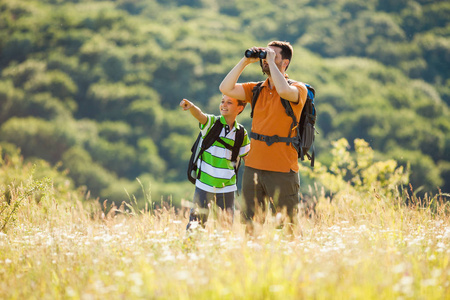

{"left": 242, "top": 82, "right": 258, "bottom": 103}
{"left": 200, "top": 114, "right": 216, "bottom": 136}
{"left": 239, "top": 128, "right": 251, "bottom": 157}
{"left": 292, "top": 82, "right": 308, "bottom": 108}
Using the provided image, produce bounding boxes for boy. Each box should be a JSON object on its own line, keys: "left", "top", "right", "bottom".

{"left": 180, "top": 95, "right": 250, "bottom": 229}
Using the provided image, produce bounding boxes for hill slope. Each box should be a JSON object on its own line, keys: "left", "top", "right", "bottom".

{"left": 0, "top": 0, "right": 448, "bottom": 204}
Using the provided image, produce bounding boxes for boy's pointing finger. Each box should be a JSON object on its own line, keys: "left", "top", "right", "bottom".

{"left": 180, "top": 99, "right": 191, "bottom": 110}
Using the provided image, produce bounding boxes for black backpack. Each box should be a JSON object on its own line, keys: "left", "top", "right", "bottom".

{"left": 187, "top": 119, "right": 245, "bottom": 184}
{"left": 251, "top": 80, "right": 317, "bottom": 166}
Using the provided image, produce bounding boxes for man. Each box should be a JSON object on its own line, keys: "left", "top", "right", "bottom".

{"left": 219, "top": 41, "right": 307, "bottom": 233}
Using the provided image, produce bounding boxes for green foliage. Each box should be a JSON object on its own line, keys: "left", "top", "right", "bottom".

{"left": 0, "top": 146, "right": 78, "bottom": 232}
{"left": 0, "top": 117, "right": 78, "bottom": 163}
{"left": 2, "top": 59, "right": 46, "bottom": 86}
{"left": 136, "top": 138, "right": 167, "bottom": 176}
{"left": 415, "top": 33, "right": 450, "bottom": 82}
{"left": 86, "top": 138, "right": 136, "bottom": 177}
{"left": 161, "top": 133, "right": 195, "bottom": 181}
{"left": 97, "top": 121, "right": 133, "bottom": 143}
{"left": 61, "top": 146, "right": 116, "bottom": 196}
{"left": 85, "top": 82, "right": 159, "bottom": 120}
{"left": 301, "top": 138, "right": 409, "bottom": 200}
{"left": 0, "top": 0, "right": 448, "bottom": 204}
{"left": 24, "top": 70, "right": 78, "bottom": 102}
{"left": 0, "top": 177, "right": 51, "bottom": 232}
{"left": 390, "top": 148, "right": 443, "bottom": 194}
{"left": 124, "top": 99, "right": 165, "bottom": 138}
{"left": 1, "top": 32, "right": 34, "bottom": 64}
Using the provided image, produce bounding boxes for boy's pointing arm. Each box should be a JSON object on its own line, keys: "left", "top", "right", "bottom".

{"left": 180, "top": 99, "right": 208, "bottom": 125}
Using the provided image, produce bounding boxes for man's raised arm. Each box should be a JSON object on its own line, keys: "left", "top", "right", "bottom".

{"left": 220, "top": 56, "right": 257, "bottom": 101}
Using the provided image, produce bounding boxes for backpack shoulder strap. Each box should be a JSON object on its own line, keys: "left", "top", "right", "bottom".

{"left": 231, "top": 125, "right": 245, "bottom": 162}
{"left": 281, "top": 80, "right": 315, "bottom": 120}
{"left": 280, "top": 80, "right": 298, "bottom": 138}
{"left": 214, "top": 124, "right": 245, "bottom": 193}
{"left": 305, "top": 84, "right": 316, "bottom": 100}
{"left": 214, "top": 125, "right": 244, "bottom": 162}
{"left": 250, "top": 81, "right": 264, "bottom": 118}
{"left": 232, "top": 125, "right": 245, "bottom": 195}
{"left": 200, "top": 118, "right": 223, "bottom": 153}
{"left": 189, "top": 119, "right": 223, "bottom": 184}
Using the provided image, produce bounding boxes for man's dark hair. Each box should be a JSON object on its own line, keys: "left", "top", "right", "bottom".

{"left": 268, "top": 40, "right": 293, "bottom": 70}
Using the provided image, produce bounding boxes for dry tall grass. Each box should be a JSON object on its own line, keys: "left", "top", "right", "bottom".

{"left": 1, "top": 179, "right": 449, "bottom": 300}
{"left": 1, "top": 143, "right": 449, "bottom": 299}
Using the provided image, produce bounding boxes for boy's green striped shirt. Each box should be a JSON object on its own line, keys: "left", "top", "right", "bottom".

{"left": 195, "top": 115, "right": 250, "bottom": 193}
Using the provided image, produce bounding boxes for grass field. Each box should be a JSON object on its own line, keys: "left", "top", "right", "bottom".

{"left": 1, "top": 178, "right": 449, "bottom": 300}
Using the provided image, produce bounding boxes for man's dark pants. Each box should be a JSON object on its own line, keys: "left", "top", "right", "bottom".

{"left": 242, "top": 166, "right": 300, "bottom": 223}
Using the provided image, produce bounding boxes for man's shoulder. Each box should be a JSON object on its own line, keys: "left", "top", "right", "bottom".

{"left": 242, "top": 81, "right": 262, "bottom": 89}
{"left": 288, "top": 79, "right": 307, "bottom": 88}
{"left": 289, "top": 82, "right": 308, "bottom": 108}
{"left": 242, "top": 81, "right": 263, "bottom": 102}
{"left": 287, "top": 79, "right": 308, "bottom": 102}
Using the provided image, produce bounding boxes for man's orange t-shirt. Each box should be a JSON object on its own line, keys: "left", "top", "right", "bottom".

{"left": 242, "top": 78, "right": 307, "bottom": 173}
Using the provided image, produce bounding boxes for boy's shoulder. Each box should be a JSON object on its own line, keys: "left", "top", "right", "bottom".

{"left": 201, "top": 114, "right": 220, "bottom": 129}
{"left": 235, "top": 121, "right": 247, "bottom": 133}
{"left": 202, "top": 115, "right": 248, "bottom": 137}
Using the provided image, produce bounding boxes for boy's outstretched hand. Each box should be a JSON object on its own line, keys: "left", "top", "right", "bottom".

{"left": 180, "top": 98, "right": 207, "bottom": 124}
{"left": 180, "top": 99, "right": 193, "bottom": 111}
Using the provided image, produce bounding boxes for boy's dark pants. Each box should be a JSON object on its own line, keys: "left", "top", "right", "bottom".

{"left": 242, "top": 166, "right": 300, "bottom": 224}
{"left": 186, "top": 187, "right": 234, "bottom": 229}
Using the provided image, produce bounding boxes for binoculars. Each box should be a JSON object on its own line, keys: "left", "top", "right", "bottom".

{"left": 244, "top": 49, "right": 267, "bottom": 59}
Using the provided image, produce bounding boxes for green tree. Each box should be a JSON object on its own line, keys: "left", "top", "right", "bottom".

{"left": 0, "top": 0, "right": 448, "bottom": 201}
{"left": 61, "top": 147, "right": 116, "bottom": 197}
{"left": 0, "top": 117, "right": 78, "bottom": 163}
{"left": 301, "top": 138, "right": 409, "bottom": 199}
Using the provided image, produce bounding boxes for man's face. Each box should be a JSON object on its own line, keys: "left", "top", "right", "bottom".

{"left": 261, "top": 46, "right": 284, "bottom": 76}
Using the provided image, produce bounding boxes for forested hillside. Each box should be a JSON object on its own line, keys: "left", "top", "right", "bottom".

{"left": 0, "top": 0, "right": 448, "bottom": 205}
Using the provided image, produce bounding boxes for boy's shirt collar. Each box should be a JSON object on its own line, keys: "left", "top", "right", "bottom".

{"left": 219, "top": 115, "right": 238, "bottom": 132}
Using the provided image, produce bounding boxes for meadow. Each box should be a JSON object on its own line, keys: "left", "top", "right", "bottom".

{"left": 1, "top": 175, "right": 449, "bottom": 300}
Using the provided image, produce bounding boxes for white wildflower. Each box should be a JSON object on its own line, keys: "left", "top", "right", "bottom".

{"left": 65, "top": 286, "right": 76, "bottom": 297}
{"left": 269, "top": 285, "right": 284, "bottom": 293}
{"left": 431, "top": 269, "right": 441, "bottom": 278}
{"left": 400, "top": 276, "right": 414, "bottom": 286}
{"left": 175, "top": 270, "right": 191, "bottom": 281}
{"left": 392, "top": 263, "right": 406, "bottom": 274}
{"left": 188, "top": 221, "right": 199, "bottom": 230}
{"left": 422, "top": 278, "right": 437, "bottom": 287}
{"left": 129, "top": 272, "right": 143, "bottom": 286}
{"left": 113, "top": 271, "right": 125, "bottom": 277}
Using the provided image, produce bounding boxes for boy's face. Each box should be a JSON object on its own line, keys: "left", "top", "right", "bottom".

{"left": 220, "top": 95, "right": 243, "bottom": 117}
